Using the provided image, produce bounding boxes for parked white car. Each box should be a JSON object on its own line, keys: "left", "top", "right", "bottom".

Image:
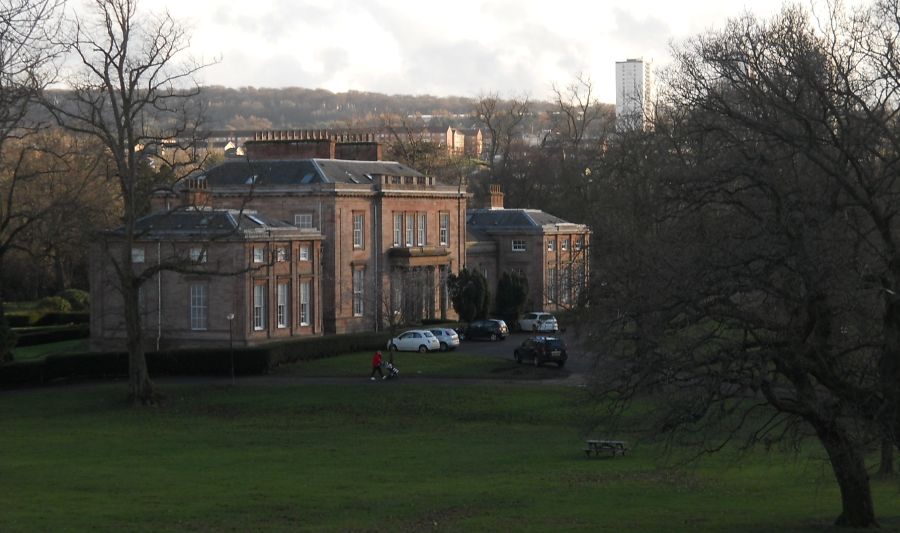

{"left": 518, "top": 312, "right": 559, "bottom": 333}
{"left": 387, "top": 329, "right": 441, "bottom": 352}
{"left": 429, "top": 328, "right": 460, "bottom": 351}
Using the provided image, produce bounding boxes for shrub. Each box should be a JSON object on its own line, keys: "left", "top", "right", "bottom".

{"left": 0, "top": 315, "right": 17, "bottom": 363}
{"left": 7, "top": 313, "right": 39, "bottom": 327}
{"left": 33, "top": 312, "right": 90, "bottom": 327}
{"left": 58, "top": 289, "right": 90, "bottom": 311}
{"left": 38, "top": 297, "right": 72, "bottom": 313}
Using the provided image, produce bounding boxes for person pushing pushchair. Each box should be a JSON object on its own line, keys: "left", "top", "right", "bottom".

{"left": 370, "top": 350, "right": 400, "bottom": 381}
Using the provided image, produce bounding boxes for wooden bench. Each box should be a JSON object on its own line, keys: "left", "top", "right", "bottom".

{"left": 583, "top": 439, "right": 628, "bottom": 457}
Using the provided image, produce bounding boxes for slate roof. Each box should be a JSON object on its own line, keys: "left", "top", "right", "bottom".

{"left": 466, "top": 208, "right": 577, "bottom": 231}
{"left": 108, "top": 208, "right": 302, "bottom": 239}
{"left": 189, "top": 158, "right": 424, "bottom": 189}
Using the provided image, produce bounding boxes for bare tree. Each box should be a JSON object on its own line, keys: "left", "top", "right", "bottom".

{"left": 589, "top": 2, "right": 900, "bottom": 527}
{"left": 46, "top": 0, "right": 210, "bottom": 403}
{"left": 0, "top": 0, "right": 66, "bottom": 359}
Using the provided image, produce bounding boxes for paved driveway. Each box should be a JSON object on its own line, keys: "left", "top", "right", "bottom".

{"left": 454, "top": 330, "right": 595, "bottom": 383}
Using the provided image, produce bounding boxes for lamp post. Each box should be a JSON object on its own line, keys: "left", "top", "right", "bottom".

{"left": 226, "top": 313, "right": 235, "bottom": 385}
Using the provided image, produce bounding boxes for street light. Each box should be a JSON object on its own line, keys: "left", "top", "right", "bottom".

{"left": 226, "top": 312, "right": 235, "bottom": 385}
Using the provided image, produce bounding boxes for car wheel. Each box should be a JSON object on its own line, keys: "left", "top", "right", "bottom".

{"left": 389, "top": 344, "right": 398, "bottom": 351}
{"left": 440, "top": 342, "right": 448, "bottom": 352}
{"left": 418, "top": 345, "right": 428, "bottom": 353}
{"left": 558, "top": 361, "right": 566, "bottom": 368}
{"left": 490, "top": 333, "right": 498, "bottom": 341}
{"left": 515, "top": 352, "right": 522, "bottom": 364}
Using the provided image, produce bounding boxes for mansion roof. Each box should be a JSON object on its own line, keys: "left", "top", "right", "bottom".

{"left": 466, "top": 208, "right": 589, "bottom": 234}
{"left": 108, "top": 208, "right": 319, "bottom": 240}
{"left": 188, "top": 158, "right": 424, "bottom": 189}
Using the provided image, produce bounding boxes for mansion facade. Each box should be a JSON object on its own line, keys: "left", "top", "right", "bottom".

{"left": 90, "top": 139, "right": 588, "bottom": 350}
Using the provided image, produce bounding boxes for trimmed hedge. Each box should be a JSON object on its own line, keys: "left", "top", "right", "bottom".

{"left": 14, "top": 325, "right": 90, "bottom": 347}
{"left": 0, "top": 330, "right": 393, "bottom": 387}
{"left": 6, "top": 311, "right": 89, "bottom": 328}
{"left": 34, "top": 312, "right": 90, "bottom": 327}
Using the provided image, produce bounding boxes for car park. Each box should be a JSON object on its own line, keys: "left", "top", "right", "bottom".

{"left": 429, "top": 328, "right": 460, "bottom": 351}
{"left": 461, "top": 319, "right": 509, "bottom": 341}
{"left": 514, "top": 336, "right": 568, "bottom": 367}
{"left": 517, "top": 312, "right": 559, "bottom": 333}
{"left": 386, "top": 329, "right": 441, "bottom": 352}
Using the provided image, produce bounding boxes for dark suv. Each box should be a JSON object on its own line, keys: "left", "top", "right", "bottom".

{"left": 514, "top": 336, "right": 568, "bottom": 367}
{"left": 462, "top": 319, "right": 509, "bottom": 341}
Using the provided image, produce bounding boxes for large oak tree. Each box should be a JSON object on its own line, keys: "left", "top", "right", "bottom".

{"left": 589, "top": 2, "right": 900, "bottom": 527}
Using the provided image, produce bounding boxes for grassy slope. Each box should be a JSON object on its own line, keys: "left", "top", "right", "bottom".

{"left": 2, "top": 382, "right": 898, "bottom": 532}
{"left": 10, "top": 338, "right": 90, "bottom": 361}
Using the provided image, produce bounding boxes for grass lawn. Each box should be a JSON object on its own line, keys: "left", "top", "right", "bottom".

{"left": 273, "top": 350, "right": 566, "bottom": 380}
{"left": 2, "top": 382, "right": 898, "bottom": 532}
{"left": 10, "top": 338, "right": 90, "bottom": 361}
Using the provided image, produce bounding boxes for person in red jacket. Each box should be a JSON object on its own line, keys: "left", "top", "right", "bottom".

{"left": 370, "top": 350, "right": 384, "bottom": 380}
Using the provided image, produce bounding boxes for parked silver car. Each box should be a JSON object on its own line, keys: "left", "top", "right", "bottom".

{"left": 386, "top": 330, "right": 440, "bottom": 352}
{"left": 517, "top": 312, "right": 559, "bottom": 333}
{"left": 429, "top": 328, "right": 460, "bottom": 351}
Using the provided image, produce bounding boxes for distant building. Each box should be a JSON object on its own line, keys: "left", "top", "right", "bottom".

{"left": 615, "top": 58, "right": 653, "bottom": 131}
{"left": 466, "top": 185, "right": 591, "bottom": 311}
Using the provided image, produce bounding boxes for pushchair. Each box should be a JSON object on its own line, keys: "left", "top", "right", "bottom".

{"left": 382, "top": 361, "right": 400, "bottom": 380}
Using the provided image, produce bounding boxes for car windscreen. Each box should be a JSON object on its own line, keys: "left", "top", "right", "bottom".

{"left": 545, "top": 339, "right": 566, "bottom": 350}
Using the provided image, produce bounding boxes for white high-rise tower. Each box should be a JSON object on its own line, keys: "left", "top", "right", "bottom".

{"left": 615, "top": 58, "right": 653, "bottom": 131}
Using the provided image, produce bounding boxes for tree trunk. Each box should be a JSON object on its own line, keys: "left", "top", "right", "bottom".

{"left": 122, "top": 275, "right": 156, "bottom": 405}
{"left": 879, "top": 438, "right": 894, "bottom": 476}
{"left": 814, "top": 422, "right": 878, "bottom": 527}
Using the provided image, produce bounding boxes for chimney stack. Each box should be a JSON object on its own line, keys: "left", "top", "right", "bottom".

{"left": 489, "top": 183, "right": 504, "bottom": 210}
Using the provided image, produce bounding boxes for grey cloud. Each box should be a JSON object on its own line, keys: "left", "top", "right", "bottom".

{"left": 611, "top": 8, "right": 670, "bottom": 51}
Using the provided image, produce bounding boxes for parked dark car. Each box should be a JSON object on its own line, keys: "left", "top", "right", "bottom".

{"left": 461, "top": 319, "right": 509, "bottom": 341}
{"left": 514, "top": 336, "right": 568, "bottom": 367}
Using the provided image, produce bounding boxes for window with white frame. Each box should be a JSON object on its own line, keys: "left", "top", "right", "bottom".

{"left": 275, "top": 246, "right": 288, "bottom": 262}
{"left": 405, "top": 213, "right": 414, "bottom": 247}
{"left": 575, "top": 236, "right": 584, "bottom": 251}
{"left": 294, "top": 213, "right": 314, "bottom": 229}
{"left": 276, "top": 282, "right": 289, "bottom": 328}
{"left": 547, "top": 239, "right": 555, "bottom": 252}
{"left": 299, "top": 280, "right": 310, "bottom": 326}
{"left": 190, "top": 247, "right": 207, "bottom": 263}
{"left": 393, "top": 213, "right": 403, "bottom": 246}
{"left": 253, "top": 246, "right": 265, "bottom": 263}
{"left": 417, "top": 212, "right": 427, "bottom": 245}
{"left": 562, "top": 238, "right": 570, "bottom": 251}
{"left": 132, "top": 247, "right": 145, "bottom": 263}
{"left": 511, "top": 240, "right": 526, "bottom": 252}
{"left": 299, "top": 244, "right": 310, "bottom": 261}
{"left": 547, "top": 266, "right": 558, "bottom": 303}
{"left": 190, "top": 284, "right": 208, "bottom": 331}
{"left": 352, "top": 269, "right": 364, "bottom": 317}
{"left": 439, "top": 212, "right": 450, "bottom": 246}
{"left": 253, "top": 283, "right": 267, "bottom": 330}
{"left": 353, "top": 213, "right": 364, "bottom": 249}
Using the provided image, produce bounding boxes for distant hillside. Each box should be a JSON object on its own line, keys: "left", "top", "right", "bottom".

{"left": 198, "top": 86, "right": 557, "bottom": 131}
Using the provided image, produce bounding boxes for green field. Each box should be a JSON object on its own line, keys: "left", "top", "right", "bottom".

{"left": 2, "top": 378, "right": 898, "bottom": 532}
{"left": 10, "top": 338, "right": 89, "bottom": 361}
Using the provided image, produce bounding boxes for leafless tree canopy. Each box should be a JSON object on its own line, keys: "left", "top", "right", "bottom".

{"left": 46, "top": 0, "right": 213, "bottom": 403}
{"left": 588, "top": 2, "right": 900, "bottom": 527}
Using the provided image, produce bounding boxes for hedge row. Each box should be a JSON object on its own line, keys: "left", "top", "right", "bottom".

{"left": 7, "top": 312, "right": 90, "bottom": 328}
{"left": 14, "top": 325, "right": 90, "bottom": 347}
{"left": 0, "top": 330, "right": 391, "bottom": 387}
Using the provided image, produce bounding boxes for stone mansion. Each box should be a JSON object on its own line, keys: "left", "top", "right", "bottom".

{"left": 89, "top": 138, "right": 590, "bottom": 350}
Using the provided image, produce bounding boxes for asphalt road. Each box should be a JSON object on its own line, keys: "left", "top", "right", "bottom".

{"left": 454, "top": 329, "right": 595, "bottom": 383}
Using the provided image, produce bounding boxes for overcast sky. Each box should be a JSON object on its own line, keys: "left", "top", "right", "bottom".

{"left": 151, "top": 0, "right": 790, "bottom": 104}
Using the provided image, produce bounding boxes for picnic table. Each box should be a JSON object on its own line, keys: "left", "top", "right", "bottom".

{"left": 583, "top": 439, "right": 628, "bottom": 457}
